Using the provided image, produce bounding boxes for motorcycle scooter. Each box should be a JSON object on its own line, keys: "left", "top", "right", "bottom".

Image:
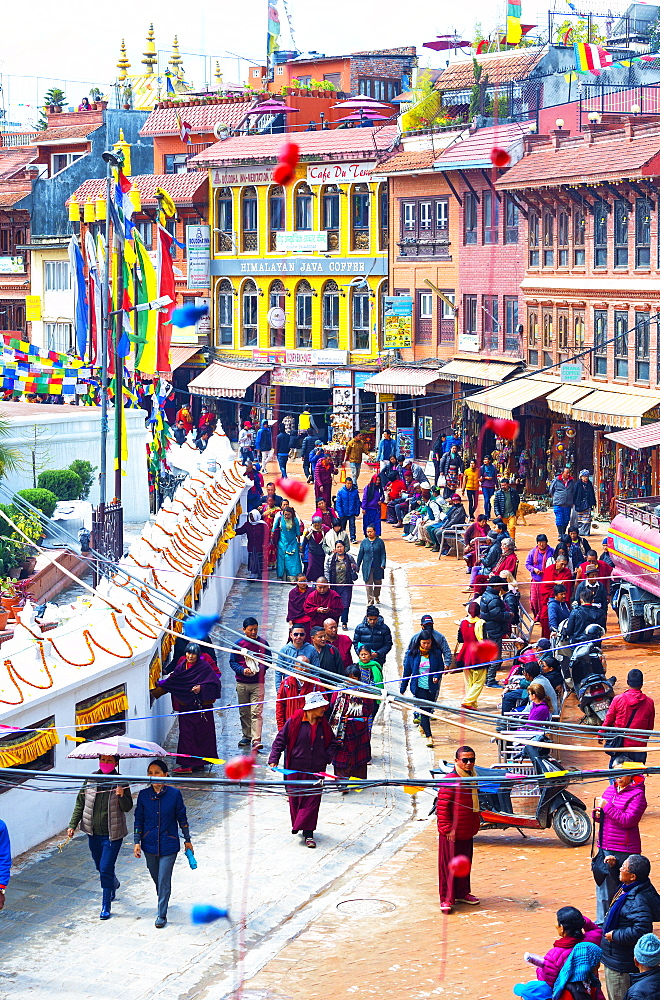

{"left": 432, "top": 739, "right": 592, "bottom": 847}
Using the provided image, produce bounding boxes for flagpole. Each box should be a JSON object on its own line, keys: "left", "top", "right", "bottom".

{"left": 113, "top": 255, "right": 124, "bottom": 500}
{"left": 99, "top": 157, "right": 114, "bottom": 513}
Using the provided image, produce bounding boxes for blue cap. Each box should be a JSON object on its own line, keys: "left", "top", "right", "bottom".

{"left": 513, "top": 983, "right": 552, "bottom": 1000}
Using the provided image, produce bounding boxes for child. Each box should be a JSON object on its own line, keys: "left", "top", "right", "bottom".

{"left": 357, "top": 644, "right": 383, "bottom": 690}
{"left": 523, "top": 906, "right": 601, "bottom": 989}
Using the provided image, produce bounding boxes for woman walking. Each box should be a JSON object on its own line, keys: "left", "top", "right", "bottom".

{"left": 235, "top": 509, "right": 269, "bottom": 579}
{"left": 325, "top": 539, "right": 358, "bottom": 629}
{"left": 262, "top": 495, "right": 281, "bottom": 571}
{"left": 592, "top": 760, "right": 648, "bottom": 922}
{"left": 153, "top": 643, "right": 222, "bottom": 774}
{"left": 274, "top": 506, "right": 303, "bottom": 580}
{"left": 361, "top": 474, "right": 384, "bottom": 536}
{"left": 538, "top": 551, "right": 573, "bottom": 638}
{"left": 455, "top": 602, "right": 486, "bottom": 712}
{"left": 356, "top": 525, "right": 387, "bottom": 605}
{"left": 314, "top": 453, "right": 334, "bottom": 508}
{"left": 268, "top": 691, "right": 339, "bottom": 848}
{"left": 461, "top": 459, "right": 479, "bottom": 519}
{"left": 330, "top": 665, "right": 377, "bottom": 784}
{"left": 400, "top": 630, "right": 444, "bottom": 747}
{"left": 302, "top": 515, "right": 326, "bottom": 582}
{"left": 133, "top": 759, "right": 193, "bottom": 928}
{"left": 67, "top": 754, "right": 133, "bottom": 920}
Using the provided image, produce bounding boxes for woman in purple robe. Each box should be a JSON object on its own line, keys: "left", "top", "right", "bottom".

{"left": 154, "top": 643, "right": 221, "bottom": 775}
{"left": 268, "top": 691, "right": 339, "bottom": 849}
{"left": 235, "top": 509, "right": 270, "bottom": 578}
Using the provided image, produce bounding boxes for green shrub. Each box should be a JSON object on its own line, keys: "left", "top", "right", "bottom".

{"left": 16, "top": 488, "right": 59, "bottom": 518}
{"left": 37, "top": 469, "right": 83, "bottom": 501}
{"left": 68, "top": 459, "right": 96, "bottom": 500}
{"left": 0, "top": 504, "right": 14, "bottom": 538}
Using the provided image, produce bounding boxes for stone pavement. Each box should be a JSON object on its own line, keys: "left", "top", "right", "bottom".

{"left": 0, "top": 524, "right": 426, "bottom": 1000}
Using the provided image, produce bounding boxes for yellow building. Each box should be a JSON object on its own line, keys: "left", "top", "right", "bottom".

{"left": 193, "top": 127, "right": 396, "bottom": 404}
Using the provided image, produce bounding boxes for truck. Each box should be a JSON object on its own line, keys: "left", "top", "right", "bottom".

{"left": 608, "top": 495, "right": 660, "bottom": 642}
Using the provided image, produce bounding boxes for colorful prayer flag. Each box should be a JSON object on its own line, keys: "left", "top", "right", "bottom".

{"left": 574, "top": 43, "right": 613, "bottom": 74}
{"left": 267, "top": 2, "right": 281, "bottom": 55}
{"left": 175, "top": 112, "right": 192, "bottom": 144}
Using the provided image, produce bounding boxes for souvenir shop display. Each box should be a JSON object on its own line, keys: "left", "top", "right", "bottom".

{"left": 616, "top": 445, "right": 652, "bottom": 499}
{"left": 597, "top": 432, "right": 617, "bottom": 517}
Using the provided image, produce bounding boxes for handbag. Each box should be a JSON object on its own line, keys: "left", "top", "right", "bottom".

{"left": 437, "top": 474, "right": 446, "bottom": 488}
{"left": 424, "top": 458, "right": 435, "bottom": 479}
{"left": 604, "top": 703, "right": 640, "bottom": 750}
{"left": 590, "top": 808, "right": 611, "bottom": 887}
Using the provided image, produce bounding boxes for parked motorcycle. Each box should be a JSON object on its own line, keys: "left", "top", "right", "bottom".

{"left": 576, "top": 672, "right": 616, "bottom": 725}
{"left": 432, "top": 739, "right": 592, "bottom": 847}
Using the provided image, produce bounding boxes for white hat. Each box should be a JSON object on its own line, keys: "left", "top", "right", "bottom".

{"left": 303, "top": 691, "right": 329, "bottom": 711}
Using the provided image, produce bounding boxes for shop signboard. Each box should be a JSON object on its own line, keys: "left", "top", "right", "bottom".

{"left": 275, "top": 232, "right": 328, "bottom": 253}
{"left": 383, "top": 296, "right": 412, "bottom": 349}
{"left": 251, "top": 348, "right": 348, "bottom": 366}
{"left": 211, "top": 257, "right": 387, "bottom": 277}
{"left": 211, "top": 166, "right": 272, "bottom": 186}
{"left": 396, "top": 427, "right": 415, "bottom": 460}
{"left": 0, "top": 256, "right": 24, "bottom": 274}
{"left": 307, "top": 162, "right": 376, "bottom": 185}
{"left": 25, "top": 295, "right": 41, "bottom": 321}
{"left": 560, "top": 363, "right": 583, "bottom": 383}
{"left": 333, "top": 370, "right": 352, "bottom": 386}
{"left": 457, "top": 333, "right": 479, "bottom": 353}
{"left": 354, "top": 372, "right": 374, "bottom": 389}
{"left": 271, "top": 366, "right": 333, "bottom": 388}
{"left": 185, "top": 225, "right": 211, "bottom": 288}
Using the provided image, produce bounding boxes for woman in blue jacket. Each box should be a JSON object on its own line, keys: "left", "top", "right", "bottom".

{"left": 134, "top": 759, "right": 193, "bottom": 928}
{"left": 400, "top": 631, "right": 445, "bottom": 747}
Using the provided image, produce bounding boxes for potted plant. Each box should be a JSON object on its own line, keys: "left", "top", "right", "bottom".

{"left": 0, "top": 579, "right": 20, "bottom": 619}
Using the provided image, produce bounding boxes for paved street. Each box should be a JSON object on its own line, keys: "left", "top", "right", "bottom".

{"left": 0, "top": 509, "right": 428, "bottom": 1000}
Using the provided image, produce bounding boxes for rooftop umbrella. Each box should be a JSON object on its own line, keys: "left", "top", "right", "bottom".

{"left": 245, "top": 100, "right": 300, "bottom": 114}
{"left": 331, "top": 96, "right": 391, "bottom": 110}
{"left": 337, "top": 112, "right": 390, "bottom": 122}
{"left": 67, "top": 734, "right": 167, "bottom": 758}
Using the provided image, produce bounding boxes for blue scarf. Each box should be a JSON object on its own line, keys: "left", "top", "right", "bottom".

{"left": 552, "top": 942, "right": 603, "bottom": 999}
{"left": 603, "top": 881, "right": 636, "bottom": 934}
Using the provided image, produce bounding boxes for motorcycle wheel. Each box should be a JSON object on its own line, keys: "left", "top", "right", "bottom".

{"left": 552, "top": 805, "right": 591, "bottom": 846}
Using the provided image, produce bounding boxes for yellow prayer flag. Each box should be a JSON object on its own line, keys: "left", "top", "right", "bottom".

{"left": 506, "top": 15, "right": 522, "bottom": 44}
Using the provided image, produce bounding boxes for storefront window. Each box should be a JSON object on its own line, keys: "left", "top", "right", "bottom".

{"left": 322, "top": 280, "right": 340, "bottom": 349}
{"left": 573, "top": 209, "right": 585, "bottom": 265}
{"left": 542, "top": 311, "right": 553, "bottom": 349}
{"left": 558, "top": 311, "right": 569, "bottom": 350}
{"left": 242, "top": 280, "right": 258, "bottom": 346}
{"left": 527, "top": 310, "right": 538, "bottom": 367}
{"left": 594, "top": 202, "right": 608, "bottom": 267}
{"left": 635, "top": 311, "right": 650, "bottom": 383}
{"left": 269, "top": 280, "right": 286, "bottom": 348}
{"left": 351, "top": 184, "right": 370, "bottom": 251}
{"left": 217, "top": 280, "right": 234, "bottom": 346}
{"left": 636, "top": 198, "right": 651, "bottom": 268}
{"left": 614, "top": 310, "right": 628, "bottom": 379}
{"left": 241, "top": 186, "right": 258, "bottom": 252}
{"left": 594, "top": 310, "right": 607, "bottom": 376}
{"left": 483, "top": 295, "right": 498, "bottom": 351}
{"left": 464, "top": 295, "right": 477, "bottom": 335}
{"left": 352, "top": 291, "right": 370, "bottom": 351}
{"left": 574, "top": 312, "right": 585, "bottom": 350}
{"left": 614, "top": 200, "right": 629, "bottom": 268}
{"left": 295, "top": 280, "right": 313, "bottom": 347}
{"left": 215, "top": 187, "right": 233, "bottom": 252}
{"left": 528, "top": 212, "right": 539, "bottom": 266}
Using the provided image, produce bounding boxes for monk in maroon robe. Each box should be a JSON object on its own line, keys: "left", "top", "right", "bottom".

{"left": 303, "top": 578, "right": 344, "bottom": 629}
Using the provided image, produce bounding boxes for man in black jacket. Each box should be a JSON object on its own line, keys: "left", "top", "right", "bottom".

{"left": 310, "top": 625, "right": 345, "bottom": 678}
{"left": 573, "top": 565, "right": 608, "bottom": 628}
{"left": 478, "top": 576, "right": 510, "bottom": 687}
{"left": 626, "top": 932, "right": 660, "bottom": 1000}
{"left": 562, "top": 593, "right": 605, "bottom": 646}
{"left": 602, "top": 855, "right": 660, "bottom": 1000}
{"left": 492, "top": 478, "right": 521, "bottom": 541}
{"left": 301, "top": 430, "right": 317, "bottom": 482}
{"left": 353, "top": 607, "right": 393, "bottom": 665}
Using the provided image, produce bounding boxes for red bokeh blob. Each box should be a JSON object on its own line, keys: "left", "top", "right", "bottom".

{"left": 273, "top": 162, "right": 295, "bottom": 186}
{"left": 279, "top": 141, "right": 300, "bottom": 167}
{"left": 490, "top": 146, "right": 511, "bottom": 168}
{"left": 449, "top": 854, "right": 472, "bottom": 878}
{"left": 225, "top": 755, "right": 255, "bottom": 780}
{"left": 485, "top": 417, "right": 520, "bottom": 441}
{"left": 276, "top": 476, "right": 309, "bottom": 502}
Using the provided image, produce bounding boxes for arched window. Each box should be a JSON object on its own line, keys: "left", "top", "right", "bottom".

{"left": 215, "top": 187, "right": 233, "bottom": 252}
{"left": 217, "top": 279, "right": 234, "bottom": 346}
{"left": 295, "top": 280, "right": 313, "bottom": 347}
{"left": 378, "top": 182, "right": 388, "bottom": 251}
{"left": 321, "top": 185, "right": 340, "bottom": 251}
{"left": 241, "top": 186, "right": 258, "bottom": 252}
{"left": 269, "top": 279, "right": 286, "bottom": 348}
{"left": 242, "top": 279, "right": 258, "bottom": 346}
{"left": 527, "top": 309, "right": 539, "bottom": 367}
{"left": 295, "top": 183, "right": 312, "bottom": 231}
{"left": 351, "top": 183, "right": 370, "bottom": 250}
{"left": 322, "top": 280, "right": 340, "bottom": 349}
{"left": 268, "top": 185, "right": 285, "bottom": 251}
{"left": 352, "top": 288, "right": 370, "bottom": 351}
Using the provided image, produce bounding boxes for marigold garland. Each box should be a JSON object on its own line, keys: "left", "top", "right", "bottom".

{"left": 86, "top": 615, "right": 134, "bottom": 659}
{"left": 8, "top": 644, "right": 55, "bottom": 690}
{"left": 49, "top": 631, "right": 96, "bottom": 667}
{"left": 0, "top": 662, "right": 25, "bottom": 705}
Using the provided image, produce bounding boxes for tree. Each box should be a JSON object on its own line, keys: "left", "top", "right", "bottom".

{"left": 649, "top": 14, "right": 660, "bottom": 52}
{"left": 554, "top": 17, "right": 605, "bottom": 45}
{"left": 0, "top": 418, "right": 20, "bottom": 480}
{"left": 469, "top": 58, "right": 488, "bottom": 121}
{"left": 17, "top": 424, "right": 53, "bottom": 488}
{"left": 400, "top": 69, "right": 451, "bottom": 132}
{"left": 43, "top": 87, "right": 67, "bottom": 108}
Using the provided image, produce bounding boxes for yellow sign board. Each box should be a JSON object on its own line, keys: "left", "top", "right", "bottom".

{"left": 25, "top": 296, "right": 41, "bottom": 321}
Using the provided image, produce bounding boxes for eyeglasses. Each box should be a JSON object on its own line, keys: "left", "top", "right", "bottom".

{"left": 459, "top": 757, "right": 475, "bottom": 764}
{"left": 292, "top": 632, "right": 305, "bottom": 637}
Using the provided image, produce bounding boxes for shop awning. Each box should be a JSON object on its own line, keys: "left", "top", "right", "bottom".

{"left": 360, "top": 367, "right": 444, "bottom": 396}
{"left": 439, "top": 358, "right": 522, "bottom": 386}
{"left": 605, "top": 422, "right": 660, "bottom": 450}
{"left": 188, "top": 363, "right": 270, "bottom": 399}
{"left": 544, "top": 383, "right": 595, "bottom": 416}
{"left": 465, "top": 374, "right": 561, "bottom": 419}
{"left": 572, "top": 389, "right": 660, "bottom": 429}
{"left": 169, "top": 346, "right": 201, "bottom": 372}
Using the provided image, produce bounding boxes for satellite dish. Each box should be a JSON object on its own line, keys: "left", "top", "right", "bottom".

{"left": 213, "top": 123, "right": 230, "bottom": 141}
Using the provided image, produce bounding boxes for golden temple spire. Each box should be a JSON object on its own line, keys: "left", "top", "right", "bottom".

{"left": 142, "top": 24, "right": 157, "bottom": 74}
{"left": 215, "top": 60, "right": 223, "bottom": 88}
{"left": 169, "top": 35, "right": 185, "bottom": 80}
{"left": 117, "top": 38, "right": 131, "bottom": 82}
{"left": 113, "top": 128, "right": 131, "bottom": 177}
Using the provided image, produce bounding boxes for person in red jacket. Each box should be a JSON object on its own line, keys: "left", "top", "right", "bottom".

{"left": 275, "top": 657, "right": 322, "bottom": 730}
{"left": 303, "top": 578, "right": 344, "bottom": 629}
{"left": 435, "top": 745, "right": 482, "bottom": 914}
{"left": 599, "top": 669, "right": 655, "bottom": 764}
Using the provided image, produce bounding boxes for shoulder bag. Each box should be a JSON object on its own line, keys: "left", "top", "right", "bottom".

{"left": 604, "top": 703, "right": 640, "bottom": 750}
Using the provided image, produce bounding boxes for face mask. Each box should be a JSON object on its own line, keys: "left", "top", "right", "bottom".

{"left": 98, "top": 761, "right": 116, "bottom": 774}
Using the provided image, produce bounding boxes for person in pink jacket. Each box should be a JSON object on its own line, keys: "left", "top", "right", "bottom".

{"left": 593, "top": 761, "right": 648, "bottom": 922}
{"left": 523, "top": 905, "right": 602, "bottom": 988}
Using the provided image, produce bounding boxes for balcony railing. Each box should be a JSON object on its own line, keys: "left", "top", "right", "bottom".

{"left": 398, "top": 237, "right": 451, "bottom": 259}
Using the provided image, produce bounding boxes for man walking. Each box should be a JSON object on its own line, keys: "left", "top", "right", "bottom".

{"left": 310, "top": 625, "right": 345, "bottom": 677}
{"left": 600, "top": 669, "right": 655, "bottom": 764}
{"left": 493, "top": 477, "right": 520, "bottom": 541}
{"left": 549, "top": 466, "right": 576, "bottom": 537}
{"left": 479, "top": 455, "right": 499, "bottom": 519}
{"left": 479, "top": 576, "right": 510, "bottom": 687}
{"left": 405, "top": 614, "right": 452, "bottom": 667}
{"left": 335, "top": 476, "right": 361, "bottom": 543}
{"left": 275, "top": 626, "right": 320, "bottom": 693}
{"left": 601, "top": 855, "right": 660, "bottom": 1000}
{"left": 436, "top": 745, "right": 481, "bottom": 914}
{"left": 377, "top": 429, "right": 397, "bottom": 472}
{"left": 353, "top": 605, "right": 393, "bottom": 666}
{"left": 229, "top": 617, "right": 271, "bottom": 752}
{"left": 301, "top": 429, "right": 317, "bottom": 482}
{"left": 344, "top": 433, "right": 367, "bottom": 484}
{"left": 276, "top": 426, "right": 292, "bottom": 478}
